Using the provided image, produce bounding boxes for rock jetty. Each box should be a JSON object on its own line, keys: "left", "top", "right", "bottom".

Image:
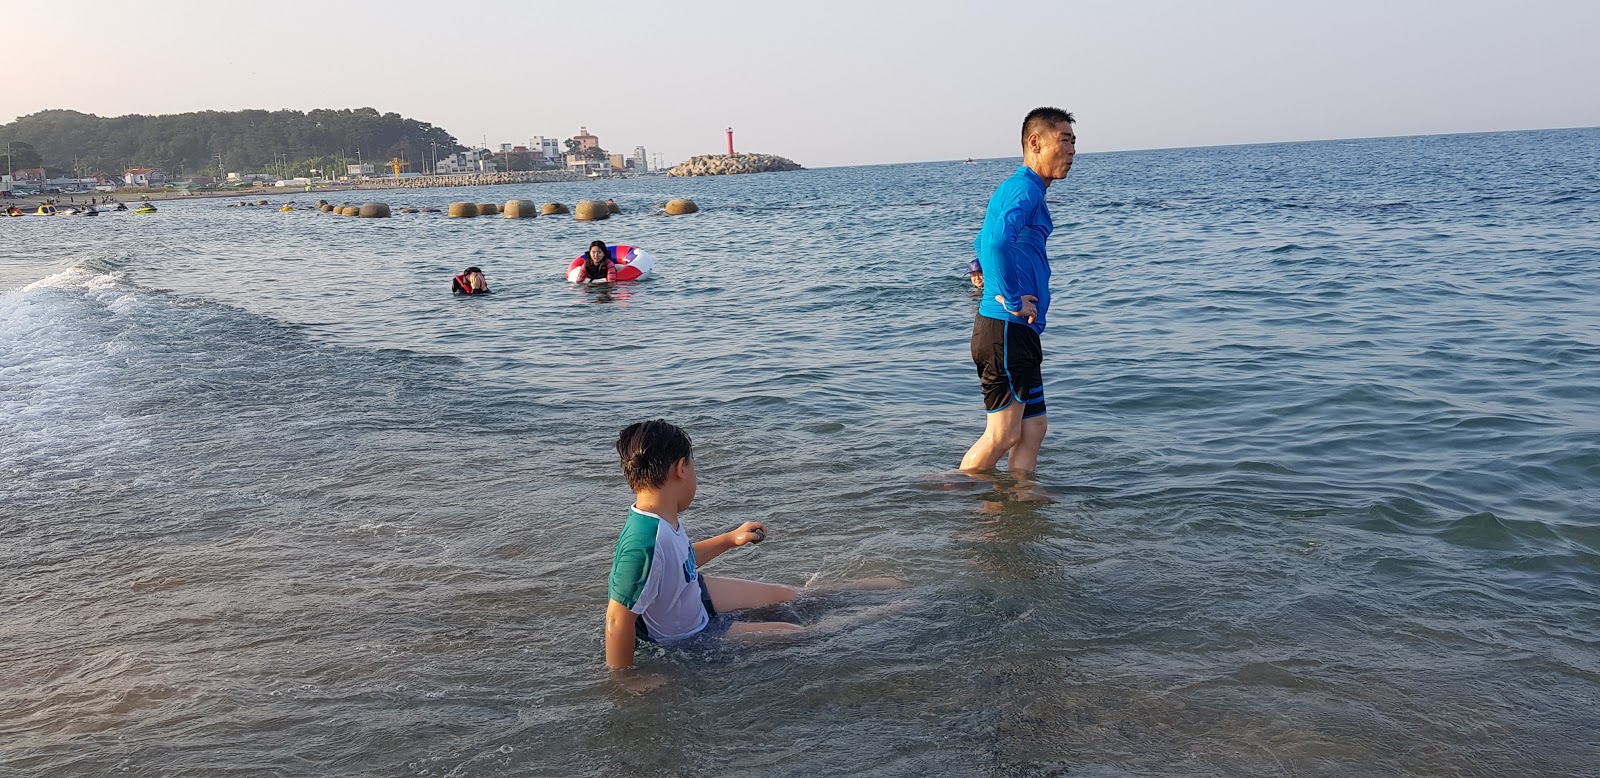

{"left": 376, "top": 170, "right": 583, "bottom": 190}
{"left": 667, "top": 153, "right": 802, "bottom": 177}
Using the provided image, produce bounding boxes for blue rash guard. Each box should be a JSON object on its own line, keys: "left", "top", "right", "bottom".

{"left": 975, "top": 166, "right": 1053, "bottom": 333}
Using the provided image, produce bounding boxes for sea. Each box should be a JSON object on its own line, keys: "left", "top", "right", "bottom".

{"left": 2, "top": 128, "right": 1597, "bottom": 777}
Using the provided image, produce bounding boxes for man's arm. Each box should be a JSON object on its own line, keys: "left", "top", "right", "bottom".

{"left": 975, "top": 189, "right": 1039, "bottom": 315}
{"left": 692, "top": 521, "right": 765, "bottom": 566}
{"left": 605, "top": 599, "right": 638, "bottom": 669}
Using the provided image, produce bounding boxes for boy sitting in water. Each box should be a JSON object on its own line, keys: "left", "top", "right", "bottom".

{"left": 605, "top": 420, "right": 808, "bottom": 669}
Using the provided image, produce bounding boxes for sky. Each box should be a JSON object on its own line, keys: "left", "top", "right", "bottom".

{"left": 5, "top": 0, "right": 1598, "bottom": 167}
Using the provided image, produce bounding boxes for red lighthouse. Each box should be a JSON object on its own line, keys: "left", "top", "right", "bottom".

{"left": 725, "top": 127, "right": 734, "bottom": 157}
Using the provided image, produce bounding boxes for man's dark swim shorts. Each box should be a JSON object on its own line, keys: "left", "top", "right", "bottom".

{"left": 970, "top": 314, "right": 1046, "bottom": 418}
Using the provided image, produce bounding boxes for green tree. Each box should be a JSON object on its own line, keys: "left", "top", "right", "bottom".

{"left": 4, "top": 140, "right": 42, "bottom": 171}
{"left": 0, "top": 108, "right": 461, "bottom": 179}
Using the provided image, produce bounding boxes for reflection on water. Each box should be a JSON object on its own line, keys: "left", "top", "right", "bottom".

{"left": 2, "top": 128, "right": 1598, "bottom": 775}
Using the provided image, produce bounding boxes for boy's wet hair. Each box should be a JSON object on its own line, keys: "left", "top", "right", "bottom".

{"left": 616, "top": 419, "right": 693, "bottom": 491}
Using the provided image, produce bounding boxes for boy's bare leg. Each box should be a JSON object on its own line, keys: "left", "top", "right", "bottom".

{"left": 807, "top": 577, "right": 908, "bottom": 593}
{"left": 704, "top": 576, "right": 799, "bottom": 612}
{"left": 1007, "top": 413, "right": 1048, "bottom": 474}
{"left": 725, "top": 621, "right": 805, "bottom": 642}
{"left": 959, "top": 401, "right": 1025, "bottom": 472}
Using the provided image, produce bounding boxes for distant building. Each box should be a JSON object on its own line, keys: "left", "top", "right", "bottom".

{"left": 564, "top": 153, "right": 607, "bottom": 175}
{"left": 347, "top": 163, "right": 376, "bottom": 177}
{"left": 632, "top": 146, "right": 648, "bottom": 173}
{"left": 529, "top": 136, "right": 562, "bottom": 166}
{"left": 608, "top": 153, "right": 626, "bottom": 172}
{"left": 123, "top": 168, "right": 167, "bottom": 187}
{"left": 1, "top": 174, "right": 12, "bottom": 195}
{"left": 13, "top": 168, "right": 46, "bottom": 183}
{"left": 572, "top": 126, "right": 601, "bottom": 152}
{"left": 434, "top": 149, "right": 497, "bottom": 174}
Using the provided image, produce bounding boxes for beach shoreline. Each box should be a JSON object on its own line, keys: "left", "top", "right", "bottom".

{"left": 2, "top": 170, "right": 592, "bottom": 208}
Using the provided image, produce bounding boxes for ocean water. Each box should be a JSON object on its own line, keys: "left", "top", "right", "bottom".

{"left": 2, "top": 128, "right": 1598, "bottom": 776}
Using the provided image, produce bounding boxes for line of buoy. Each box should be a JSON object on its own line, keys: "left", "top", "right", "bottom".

{"left": 274, "top": 198, "right": 700, "bottom": 219}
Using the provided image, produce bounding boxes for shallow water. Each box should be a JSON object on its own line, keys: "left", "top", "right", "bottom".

{"left": 3, "top": 128, "right": 1598, "bottom": 776}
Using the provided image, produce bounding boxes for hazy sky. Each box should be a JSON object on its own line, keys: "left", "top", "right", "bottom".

{"left": 6, "top": 1, "right": 1598, "bottom": 167}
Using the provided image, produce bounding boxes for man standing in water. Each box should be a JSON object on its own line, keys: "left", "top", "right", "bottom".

{"left": 960, "top": 107, "right": 1076, "bottom": 474}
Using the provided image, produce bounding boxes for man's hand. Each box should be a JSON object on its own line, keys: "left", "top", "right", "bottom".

{"left": 998, "top": 294, "right": 1039, "bottom": 324}
{"left": 732, "top": 521, "right": 767, "bottom": 546}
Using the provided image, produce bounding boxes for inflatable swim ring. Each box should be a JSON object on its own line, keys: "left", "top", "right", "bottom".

{"left": 565, "top": 244, "right": 655, "bottom": 283}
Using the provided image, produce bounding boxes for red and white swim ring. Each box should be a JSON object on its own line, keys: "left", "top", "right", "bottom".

{"left": 565, "top": 244, "right": 655, "bottom": 283}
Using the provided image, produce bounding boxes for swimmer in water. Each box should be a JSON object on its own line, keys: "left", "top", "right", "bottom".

{"left": 571, "top": 240, "right": 618, "bottom": 283}
{"left": 452, "top": 266, "right": 491, "bottom": 295}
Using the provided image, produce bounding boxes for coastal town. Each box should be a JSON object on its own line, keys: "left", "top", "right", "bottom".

{"left": 0, "top": 125, "right": 656, "bottom": 201}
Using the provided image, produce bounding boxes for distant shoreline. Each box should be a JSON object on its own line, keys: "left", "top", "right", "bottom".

{"left": 2, "top": 170, "right": 592, "bottom": 207}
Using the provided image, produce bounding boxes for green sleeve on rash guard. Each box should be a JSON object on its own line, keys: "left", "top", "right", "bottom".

{"left": 607, "top": 512, "right": 658, "bottom": 609}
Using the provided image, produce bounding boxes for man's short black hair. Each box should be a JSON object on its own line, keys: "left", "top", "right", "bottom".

{"left": 1021, "top": 107, "right": 1076, "bottom": 149}
{"left": 616, "top": 419, "right": 693, "bottom": 491}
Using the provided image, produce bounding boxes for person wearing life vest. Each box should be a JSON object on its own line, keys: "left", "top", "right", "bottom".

{"left": 572, "top": 240, "right": 618, "bottom": 284}
{"left": 452, "top": 266, "right": 491, "bottom": 295}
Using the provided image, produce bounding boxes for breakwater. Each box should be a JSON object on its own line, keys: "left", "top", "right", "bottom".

{"left": 359, "top": 170, "right": 585, "bottom": 190}
{"left": 667, "top": 152, "right": 803, "bottom": 176}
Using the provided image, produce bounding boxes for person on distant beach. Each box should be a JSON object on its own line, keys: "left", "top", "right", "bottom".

{"left": 959, "top": 107, "right": 1076, "bottom": 475}
{"left": 571, "top": 240, "right": 617, "bottom": 283}
{"left": 451, "top": 266, "right": 491, "bottom": 295}
{"left": 604, "top": 419, "right": 902, "bottom": 671}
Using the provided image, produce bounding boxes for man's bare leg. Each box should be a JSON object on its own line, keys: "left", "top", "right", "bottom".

{"left": 1007, "top": 413, "right": 1048, "bottom": 474}
{"left": 959, "top": 400, "right": 1025, "bottom": 472}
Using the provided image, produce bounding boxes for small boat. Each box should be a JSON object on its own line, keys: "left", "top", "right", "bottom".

{"left": 33, "top": 203, "right": 58, "bottom": 216}
{"left": 4, "top": 206, "right": 24, "bottom": 217}
{"left": 134, "top": 205, "right": 158, "bottom": 214}
{"left": 61, "top": 206, "right": 99, "bottom": 217}
{"left": 963, "top": 158, "right": 976, "bottom": 165}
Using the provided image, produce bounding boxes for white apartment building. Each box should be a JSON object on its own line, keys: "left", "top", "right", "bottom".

{"left": 435, "top": 149, "right": 498, "bottom": 174}
{"left": 529, "top": 136, "right": 563, "bottom": 165}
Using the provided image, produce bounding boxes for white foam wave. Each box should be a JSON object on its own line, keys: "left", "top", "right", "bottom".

{"left": 18, "top": 265, "right": 126, "bottom": 293}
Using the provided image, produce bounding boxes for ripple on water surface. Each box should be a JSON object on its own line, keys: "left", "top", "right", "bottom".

{"left": 3, "top": 128, "right": 1599, "bottom": 775}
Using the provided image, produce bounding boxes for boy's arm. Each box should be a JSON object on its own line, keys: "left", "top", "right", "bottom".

{"left": 604, "top": 599, "right": 638, "bottom": 669}
{"left": 692, "top": 521, "right": 765, "bottom": 566}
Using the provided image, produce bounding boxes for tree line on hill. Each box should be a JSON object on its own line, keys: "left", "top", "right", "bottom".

{"left": 0, "top": 108, "right": 461, "bottom": 179}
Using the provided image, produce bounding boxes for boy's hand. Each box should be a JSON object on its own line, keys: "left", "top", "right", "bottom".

{"left": 732, "top": 521, "right": 767, "bottom": 546}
